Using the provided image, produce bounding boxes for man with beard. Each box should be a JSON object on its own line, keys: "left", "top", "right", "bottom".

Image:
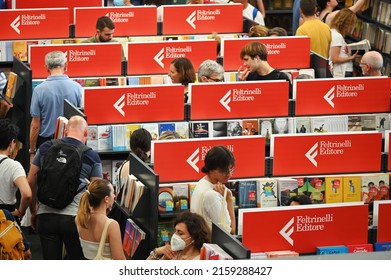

{"left": 82, "top": 16, "right": 118, "bottom": 43}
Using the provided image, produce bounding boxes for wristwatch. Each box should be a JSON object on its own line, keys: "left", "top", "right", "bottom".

{"left": 28, "top": 148, "right": 36, "bottom": 155}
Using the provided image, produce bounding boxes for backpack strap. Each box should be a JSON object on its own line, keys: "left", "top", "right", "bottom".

{"left": 0, "top": 157, "right": 7, "bottom": 165}
{"left": 0, "top": 209, "right": 6, "bottom": 223}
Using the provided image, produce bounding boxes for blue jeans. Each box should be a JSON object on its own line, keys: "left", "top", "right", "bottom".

{"left": 36, "top": 213, "right": 85, "bottom": 260}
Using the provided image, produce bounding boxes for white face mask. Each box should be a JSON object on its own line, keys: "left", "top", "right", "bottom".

{"left": 170, "top": 233, "right": 192, "bottom": 251}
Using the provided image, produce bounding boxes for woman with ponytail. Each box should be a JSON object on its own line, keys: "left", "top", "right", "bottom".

{"left": 75, "top": 179, "right": 125, "bottom": 260}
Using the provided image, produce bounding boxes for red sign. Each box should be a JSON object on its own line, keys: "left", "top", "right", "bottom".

{"left": 271, "top": 132, "right": 382, "bottom": 176}
{"left": 84, "top": 85, "right": 185, "bottom": 125}
{"left": 74, "top": 7, "right": 157, "bottom": 37}
{"left": 29, "top": 43, "right": 123, "bottom": 78}
{"left": 152, "top": 136, "right": 265, "bottom": 183}
{"left": 13, "top": 0, "right": 103, "bottom": 23}
{"left": 127, "top": 40, "right": 217, "bottom": 75}
{"left": 190, "top": 81, "right": 289, "bottom": 120}
{"left": 375, "top": 202, "right": 391, "bottom": 242}
{"left": 0, "top": 9, "right": 69, "bottom": 40}
{"left": 241, "top": 203, "right": 368, "bottom": 253}
{"left": 222, "top": 37, "right": 311, "bottom": 71}
{"left": 162, "top": 4, "right": 242, "bottom": 35}
{"left": 294, "top": 77, "right": 391, "bottom": 116}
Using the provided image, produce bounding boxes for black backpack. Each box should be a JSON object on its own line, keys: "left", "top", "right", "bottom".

{"left": 37, "top": 139, "right": 91, "bottom": 209}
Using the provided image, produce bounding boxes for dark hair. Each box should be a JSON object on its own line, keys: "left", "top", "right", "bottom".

{"left": 174, "top": 211, "right": 211, "bottom": 251}
{"left": 76, "top": 179, "right": 112, "bottom": 228}
{"left": 201, "top": 146, "right": 235, "bottom": 174}
{"left": 171, "top": 58, "right": 196, "bottom": 86}
{"left": 300, "top": 0, "right": 317, "bottom": 17}
{"left": 128, "top": 128, "right": 152, "bottom": 163}
{"left": 96, "top": 16, "right": 115, "bottom": 31}
{"left": 240, "top": 41, "right": 268, "bottom": 61}
{"left": 288, "top": 194, "right": 312, "bottom": 205}
{"left": 316, "top": 0, "right": 328, "bottom": 14}
{"left": 0, "top": 119, "right": 19, "bottom": 150}
{"left": 267, "top": 27, "right": 288, "bottom": 37}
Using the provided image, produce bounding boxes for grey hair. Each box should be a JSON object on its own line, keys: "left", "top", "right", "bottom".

{"left": 45, "top": 51, "right": 67, "bottom": 70}
{"left": 198, "top": 59, "right": 224, "bottom": 82}
{"left": 366, "top": 51, "right": 383, "bottom": 71}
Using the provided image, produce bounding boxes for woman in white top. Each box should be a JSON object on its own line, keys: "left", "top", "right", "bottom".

{"left": 75, "top": 179, "right": 125, "bottom": 260}
{"left": 329, "top": 8, "right": 358, "bottom": 78}
{"left": 147, "top": 211, "right": 211, "bottom": 260}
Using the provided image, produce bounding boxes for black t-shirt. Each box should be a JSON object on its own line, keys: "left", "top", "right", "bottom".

{"left": 246, "top": 70, "right": 292, "bottom": 98}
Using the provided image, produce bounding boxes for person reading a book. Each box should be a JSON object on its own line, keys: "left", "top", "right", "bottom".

{"left": 117, "top": 128, "right": 152, "bottom": 191}
{"left": 168, "top": 58, "right": 196, "bottom": 103}
{"left": 360, "top": 51, "right": 384, "bottom": 76}
{"left": 329, "top": 8, "right": 358, "bottom": 78}
{"left": 29, "top": 50, "right": 82, "bottom": 158}
{"left": 238, "top": 41, "right": 292, "bottom": 97}
{"left": 198, "top": 60, "right": 224, "bottom": 83}
{"left": 76, "top": 179, "right": 125, "bottom": 260}
{"left": 147, "top": 211, "right": 211, "bottom": 260}
{"left": 190, "top": 145, "right": 236, "bottom": 234}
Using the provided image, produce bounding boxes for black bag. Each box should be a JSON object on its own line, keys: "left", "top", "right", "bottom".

{"left": 37, "top": 139, "right": 91, "bottom": 209}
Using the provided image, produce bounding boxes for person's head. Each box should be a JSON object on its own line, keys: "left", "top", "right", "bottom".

{"left": 0, "top": 119, "right": 19, "bottom": 157}
{"left": 360, "top": 51, "right": 383, "bottom": 76}
{"left": 267, "top": 27, "right": 288, "bottom": 37}
{"left": 168, "top": 58, "right": 196, "bottom": 86}
{"left": 76, "top": 179, "right": 115, "bottom": 228}
{"left": 64, "top": 116, "right": 88, "bottom": 144}
{"left": 95, "top": 16, "right": 115, "bottom": 42}
{"left": 240, "top": 42, "right": 268, "bottom": 72}
{"left": 158, "top": 130, "right": 182, "bottom": 140}
{"left": 288, "top": 194, "right": 312, "bottom": 206}
{"left": 316, "top": 0, "right": 338, "bottom": 14}
{"left": 201, "top": 145, "right": 236, "bottom": 184}
{"left": 248, "top": 25, "right": 269, "bottom": 37}
{"left": 172, "top": 211, "right": 211, "bottom": 252}
{"left": 129, "top": 128, "right": 152, "bottom": 163}
{"left": 197, "top": 60, "right": 224, "bottom": 83}
{"left": 300, "top": 0, "right": 318, "bottom": 17}
{"left": 295, "top": 73, "right": 314, "bottom": 79}
{"left": 45, "top": 51, "right": 67, "bottom": 72}
{"left": 330, "top": 8, "right": 356, "bottom": 36}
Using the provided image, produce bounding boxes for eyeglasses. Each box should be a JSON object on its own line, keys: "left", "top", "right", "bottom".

{"left": 219, "top": 167, "right": 235, "bottom": 176}
{"left": 359, "top": 62, "right": 368, "bottom": 67}
{"left": 205, "top": 76, "right": 224, "bottom": 82}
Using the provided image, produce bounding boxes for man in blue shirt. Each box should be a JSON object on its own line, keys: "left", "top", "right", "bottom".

{"left": 29, "top": 51, "right": 82, "bottom": 158}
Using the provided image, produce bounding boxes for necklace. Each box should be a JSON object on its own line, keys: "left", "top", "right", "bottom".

{"left": 91, "top": 211, "right": 106, "bottom": 215}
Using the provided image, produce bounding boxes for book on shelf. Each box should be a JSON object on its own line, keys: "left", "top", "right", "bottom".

{"left": 122, "top": 218, "right": 146, "bottom": 259}
{"left": 347, "top": 39, "right": 371, "bottom": 53}
{"left": 295, "top": 117, "right": 311, "bottom": 134}
{"left": 342, "top": 175, "right": 362, "bottom": 203}
{"left": 112, "top": 160, "right": 125, "bottom": 193}
{"left": 172, "top": 183, "right": 190, "bottom": 212}
{"left": 98, "top": 125, "right": 112, "bottom": 151}
{"left": 125, "top": 124, "right": 141, "bottom": 150}
{"left": 259, "top": 118, "right": 274, "bottom": 142}
{"left": 157, "top": 220, "right": 175, "bottom": 247}
{"left": 131, "top": 180, "right": 145, "bottom": 213}
{"left": 101, "top": 160, "right": 112, "bottom": 182}
{"left": 265, "top": 250, "right": 299, "bottom": 258}
{"left": 361, "top": 173, "right": 389, "bottom": 203}
{"left": 141, "top": 123, "right": 159, "bottom": 140}
{"left": 158, "top": 185, "right": 174, "bottom": 213}
{"left": 159, "top": 122, "right": 176, "bottom": 136}
{"left": 347, "top": 244, "right": 373, "bottom": 253}
{"left": 237, "top": 180, "right": 257, "bottom": 208}
{"left": 316, "top": 245, "right": 348, "bottom": 255}
{"left": 276, "top": 178, "right": 298, "bottom": 206}
{"left": 256, "top": 178, "right": 278, "bottom": 208}
{"left": 190, "top": 121, "right": 211, "bottom": 138}
{"left": 112, "top": 124, "right": 127, "bottom": 151}
{"left": 295, "top": 177, "right": 307, "bottom": 195}
{"left": 242, "top": 119, "right": 259, "bottom": 135}
{"left": 174, "top": 122, "right": 189, "bottom": 139}
{"left": 86, "top": 125, "right": 98, "bottom": 151}
{"left": 227, "top": 120, "right": 243, "bottom": 136}
{"left": 212, "top": 120, "right": 228, "bottom": 138}
{"left": 304, "top": 177, "right": 325, "bottom": 204}
{"left": 324, "top": 176, "right": 343, "bottom": 204}
{"left": 54, "top": 116, "right": 68, "bottom": 139}
{"left": 2, "top": 72, "right": 18, "bottom": 104}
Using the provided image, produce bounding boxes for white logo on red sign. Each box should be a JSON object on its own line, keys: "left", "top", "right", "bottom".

{"left": 305, "top": 142, "right": 318, "bottom": 167}
{"left": 280, "top": 217, "right": 294, "bottom": 246}
{"left": 219, "top": 88, "right": 262, "bottom": 112}
{"left": 114, "top": 94, "right": 126, "bottom": 117}
{"left": 323, "top": 84, "right": 364, "bottom": 108}
{"left": 305, "top": 140, "right": 352, "bottom": 167}
{"left": 186, "top": 11, "right": 196, "bottom": 29}
{"left": 323, "top": 86, "right": 335, "bottom": 108}
{"left": 187, "top": 148, "right": 200, "bottom": 173}
{"left": 10, "top": 16, "right": 21, "bottom": 34}
{"left": 10, "top": 14, "right": 46, "bottom": 35}
{"left": 154, "top": 48, "right": 165, "bottom": 68}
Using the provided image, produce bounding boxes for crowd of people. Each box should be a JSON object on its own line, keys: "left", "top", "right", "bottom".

{"left": 0, "top": 0, "right": 387, "bottom": 261}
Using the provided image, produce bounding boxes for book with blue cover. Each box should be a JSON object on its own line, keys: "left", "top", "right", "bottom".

{"left": 316, "top": 245, "right": 348, "bottom": 255}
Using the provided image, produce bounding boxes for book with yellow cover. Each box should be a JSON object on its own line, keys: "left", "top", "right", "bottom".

{"left": 342, "top": 176, "right": 361, "bottom": 202}
{"left": 324, "top": 176, "right": 343, "bottom": 204}
{"left": 5, "top": 72, "right": 18, "bottom": 102}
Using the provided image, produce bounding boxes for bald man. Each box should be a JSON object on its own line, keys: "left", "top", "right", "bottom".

{"left": 28, "top": 115, "right": 102, "bottom": 260}
{"left": 360, "top": 51, "right": 383, "bottom": 76}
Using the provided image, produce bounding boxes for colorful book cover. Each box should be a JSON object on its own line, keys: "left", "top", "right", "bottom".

{"left": 159, "top": 122, "right": 176, "bottom": 136}
{"left": 374, "top": 242, "right": 391, "bottom": 251}
{"left": 324, "top": 177, "right": 343, "bottom": 204}
{"left": 295, "top": 117, "right": 311, "bottom": 134}
{"left": 131, "top": 223, "right": 146, "bottom": 258}
{"left": 376, "top": 173, "right": 390, "bottom": 200}
{"left": 87, "top": 125, "right": 98, "bottom": 151}
{"left": 174, "top": 122, "right": 189, "bottom": 139}
{"left": 277, "top": 178, "right": 298, "bottom": 206}
{"left": 213, "top": 121, "right": 227, "bottom": 138}
{"left": 347, "top": 244, "right": 373, "bottom": 253}
{"left": 112, "top": 124, "right": 127, "bottom": 151}
{"left": 316, "top": 245, "right": 348, "bottom": 255}
{"left": 98, "top": 125, "right": 112, "bottom": 151}
{"left": 141, "top": 123, "right": 159, "bottom": 140}
{"left": 12, "top": 41, "right": 28, "bottom": 61}
{"left": 158, "top": 185, "right": 174, "bottom": 213}
{"left": 122, "top": 218, "right": 136, "bottom": 258}
{"left": 342, "top": 176, "right": 362, "bottom": 202}
{"left": 191, "top": 121, "right": 210, "bottom": 138}
{"left": 295, "top": 177, "right": 307, "bottom": 196}
{"left": 242, "top": 119, "right": 259, "bottom": 135}
{"left": 305, "top": 177, "right": 325, "bottom": 204}
{"left": 237, "top": 180, "right": 257, "bottom": 208}
{"left": 361, "top": 174, "right": 380, "bottom": 203}
{"left": 101, "top": 160, "right": 112, "bottom": 182}
{"left": 125, "top": 123, "right": 141, "bottom": 150}
{"left": 172, "top": 183, "right": 189, "bottom": 211}
{"left": 256, "top": 178, "right": 278, "bottom": 208}
{"left": 157, "top": 220, "right": 175, "bottom": 247}
{"left": 227, "top": 120, "right": 243, "bottom": 136}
